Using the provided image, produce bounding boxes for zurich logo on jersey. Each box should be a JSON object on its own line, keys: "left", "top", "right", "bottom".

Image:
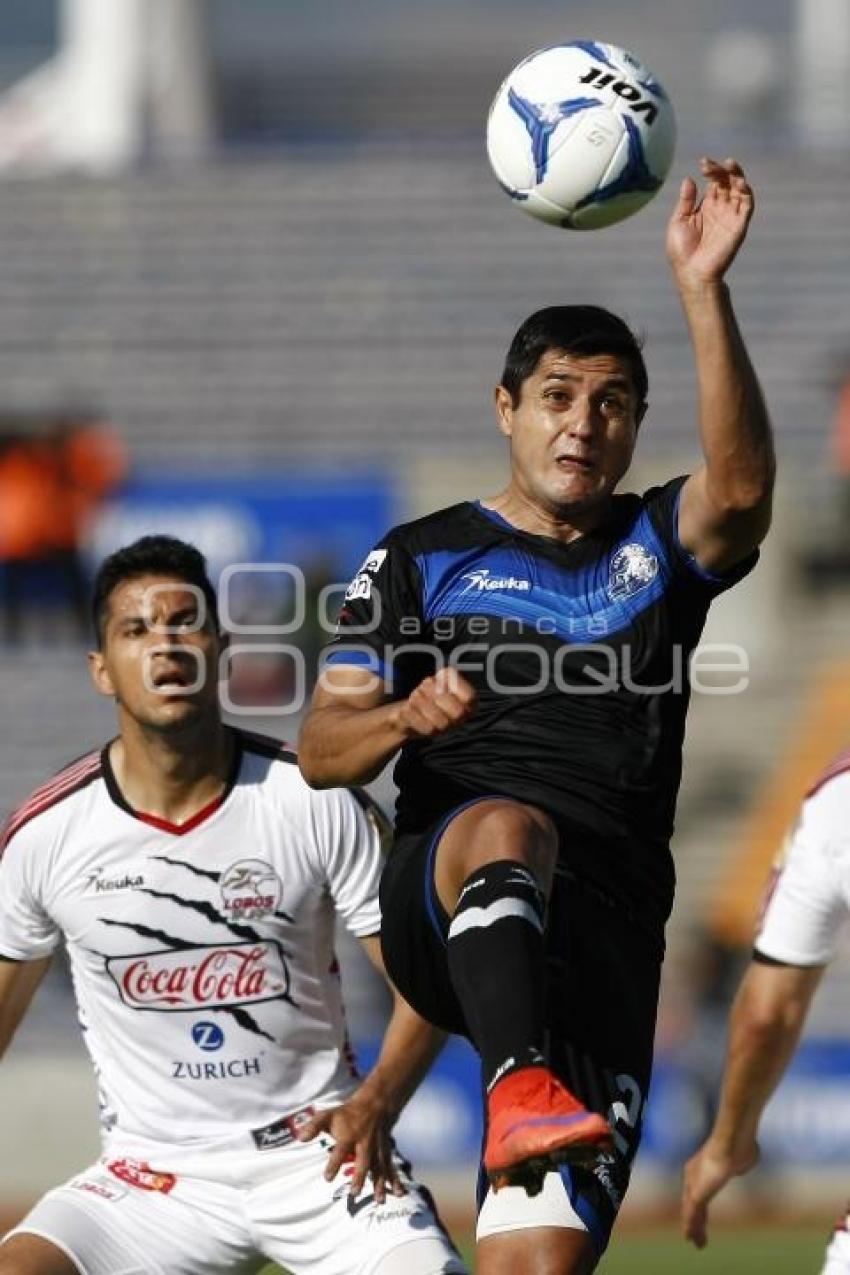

{"left": 607, "top": 543, "right": 659, "bottom": 601}
{"left": 192, "top": 1021, "right": 225, "bottom": 1051}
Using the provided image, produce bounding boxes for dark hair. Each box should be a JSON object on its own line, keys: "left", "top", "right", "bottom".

{"left": 499, "top": 305, "right": 648, "bottom": 408}
{"left": 91, "top": 535, "right": 219, "bottom": 647}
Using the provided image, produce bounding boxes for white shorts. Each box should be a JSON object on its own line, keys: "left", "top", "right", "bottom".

{"left": 822, "top": 1212, "right": 850, "bottom": 1275}
{"left": 2, "top": 1131, "right": 465, "bottom": 1275}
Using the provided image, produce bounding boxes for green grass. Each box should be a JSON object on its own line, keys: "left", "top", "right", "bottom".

{"left": 261, "top": 1225, "right": 830, "bottom": 1273}
{"left": 598, "top": 1227, "right": 828, "bottom": 1273}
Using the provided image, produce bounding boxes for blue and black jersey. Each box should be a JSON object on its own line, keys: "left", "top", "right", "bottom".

{"left": 328, "top": 477, "right": 756, "bottom": 924}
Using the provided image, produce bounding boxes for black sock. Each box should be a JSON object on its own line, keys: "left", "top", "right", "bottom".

{"left": 446, "top": 860, "right": 547, "bottom": 1091}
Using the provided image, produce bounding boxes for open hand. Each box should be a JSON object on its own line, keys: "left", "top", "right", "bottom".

{"left": 296, "top": 1094, "right": 404, "bottom": 1204}
{"left": 681, "top": 1137, "right": 760, "bottom": 1248}
{"left": 667, "top": 157, "right": 755, "bottom": 288}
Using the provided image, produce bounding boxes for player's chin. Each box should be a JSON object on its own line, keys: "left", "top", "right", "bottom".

{"left": 142, "top": 696, "right": 210, "bottom": 730}
{"left": 546, "top": 471, "right": 606, "bottom": 512}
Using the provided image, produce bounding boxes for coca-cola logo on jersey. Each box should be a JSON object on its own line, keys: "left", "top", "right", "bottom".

{"left": 107, "top": 940, "right": 288, "bottom": 1011}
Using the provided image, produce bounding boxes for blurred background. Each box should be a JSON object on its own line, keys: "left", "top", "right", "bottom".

{"left": 1, "top": 0, "right": 849, "bottom": 1266}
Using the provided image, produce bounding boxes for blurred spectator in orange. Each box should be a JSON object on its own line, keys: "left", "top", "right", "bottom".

{"left": 831, "top": 369, "right": 850, "bottom": 525}
{"left": 0, "top": 424, "right": 54, "bottom": 643}
{"left": 0, "top": 413, "right": 127, "bottom": 644}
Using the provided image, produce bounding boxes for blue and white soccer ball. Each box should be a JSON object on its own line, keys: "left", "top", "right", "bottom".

{"left": 486, "top": 40, "right": 676, "bottom": 230}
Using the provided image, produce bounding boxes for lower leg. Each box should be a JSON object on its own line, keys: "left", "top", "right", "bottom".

{"left": 436, "top": 800, "right": 557, "bottom": 1089}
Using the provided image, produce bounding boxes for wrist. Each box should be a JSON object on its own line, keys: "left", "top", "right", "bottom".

{"left": 675, "top": 275, "right": 730, "bottom": 308}
{"left": 354, "top": 1069, "right": 399, "bottom": 1120}
{"left": 387, "top": 699, "right": 416, "bottom": 744}
{"left": 707, "top": 1121, "right": 758, "bottom": 1161}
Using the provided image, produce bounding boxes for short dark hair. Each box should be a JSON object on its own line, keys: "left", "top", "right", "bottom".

{"left": 499, "top": 306, "right": 648, "bottom": 408}
{"left": 91, "top": 535, "right": 219, "bottom": 647}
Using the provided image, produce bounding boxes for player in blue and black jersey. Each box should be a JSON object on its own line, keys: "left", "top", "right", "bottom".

{"left": 298, "top": 157, "right": 775, "bottom": 1275}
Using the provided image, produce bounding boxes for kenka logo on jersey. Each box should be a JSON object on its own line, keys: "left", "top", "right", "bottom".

{"left": 106, "top": 1159, "right": 176, "bottom": 1194}
{"left": 460, "top": 568, "right": 531, "bottom": 594}
{"left": 107, "top": 941, "right": 288, "bottom": 1011}
{"left": 82, "top": 868, "right": 145, "bottom": 897}
{"left": 220, "top": 859, "right": 283, "bottom": 920}
{"left": 344, "top": 549, "right": 387, "bottom": 602}
{"left": 607, "top": 543, "right": 659, "bottom": 601}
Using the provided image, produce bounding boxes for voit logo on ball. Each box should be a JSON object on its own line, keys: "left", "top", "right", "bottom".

{"left": 220, "top": 859, "right": 283, "bottom": 920}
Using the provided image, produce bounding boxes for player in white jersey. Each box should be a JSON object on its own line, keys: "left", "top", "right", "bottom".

{"left": 0, "top": 535, "right": 466, "bottom": 1275}
{"left": 681, "top": 751, "right": 850, "bottom": 1273}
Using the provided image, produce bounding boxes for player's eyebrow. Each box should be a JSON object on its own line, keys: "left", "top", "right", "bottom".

{"left": 148, "top": 604, "right": 201, "bottom": 629}
{"left": 542, "top": 372, "right": 632, "bottom": 392}
{"left": 116, "top": 604, "right": 199, "bottom": 629}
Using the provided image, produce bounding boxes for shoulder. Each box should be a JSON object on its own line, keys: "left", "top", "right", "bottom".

{"left": 2, "top": 748, "right": 104, "bottom": 855}
{"left": 381, "top": 503, "right": 481, "bottom": 552}
{"left": 794, "top": 762, "right": 850, "bottom": 849}
{"left": 807, "top": 750, "right": 850, "bottom": 803}
{"left": 236, "top": 730, "right": 303, "bottom": 799}
{"left": 235, "top": 730, "right": 376, "bottom": 829}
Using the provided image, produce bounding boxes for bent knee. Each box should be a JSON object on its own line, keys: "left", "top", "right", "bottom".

{"left": 446, "top": 800, "right": 558, "bottom": 882}
{"left": 0, "top": 1232, "right": 81, "bottom": 1275}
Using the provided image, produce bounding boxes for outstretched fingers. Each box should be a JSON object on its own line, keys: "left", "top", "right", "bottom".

{"left": 700, "top": 156, "right": 754, "bottom": 215}
{"left": 672, "top": 175, "right": 699, "bottom": 221}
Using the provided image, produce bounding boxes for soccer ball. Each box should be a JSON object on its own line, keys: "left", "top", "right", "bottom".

{"left": 486, "top": 40, "right": 676, "bottom": 230}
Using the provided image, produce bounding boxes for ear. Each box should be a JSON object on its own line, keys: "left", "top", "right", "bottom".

{"left": 635, "top": 400, "right": 648, "bottom": 430}
{"left": 493, "top": 384, "right": 514, "bottom": 439}
{"left": 88, "top": 649, "right": 116, "bottom": 698}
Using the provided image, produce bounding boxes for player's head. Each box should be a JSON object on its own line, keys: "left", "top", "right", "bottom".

{"left": 494, "top": 306, "right": 648, "bottom": 516}
{"left": 499, "top": 306, "right": 648, "bottom": 410}
{"left": 89, "top": 536, "right": 222, "bottom": 734}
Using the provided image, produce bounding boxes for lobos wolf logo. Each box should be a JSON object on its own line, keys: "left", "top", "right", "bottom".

{"left": 220, "top": 859, "right": 283, "bottom": 920}
{"left": 608, "top": 543, "right": 658, "bottom": 602}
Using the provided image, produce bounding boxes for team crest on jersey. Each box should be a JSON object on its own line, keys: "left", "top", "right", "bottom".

{"left": 344, "top": 549, "right": 387, "bottom": 602}
{"left": 607, "top": 543, "right": 659, "bottom": 601}
{"left": 220, "top": 858, "right": 283, "bottom": 920}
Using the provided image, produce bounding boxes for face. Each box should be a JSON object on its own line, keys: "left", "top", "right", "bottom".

{"left": 494, "top": 349, "right": 644, "bottom": 518}
{"left": 89, "top": 575, "right": 221, "bottom": 733}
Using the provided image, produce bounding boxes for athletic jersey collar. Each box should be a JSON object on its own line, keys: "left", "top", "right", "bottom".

{"left": 470, "top": 498, "right": 620, "bottom": 552}
{"left": 100, "top": 728, "right": 243, "bottom": 835}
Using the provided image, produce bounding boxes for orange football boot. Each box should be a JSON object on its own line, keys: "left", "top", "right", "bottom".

{"left": 484, "top": 1066, "right": 613, "bottom": 1196}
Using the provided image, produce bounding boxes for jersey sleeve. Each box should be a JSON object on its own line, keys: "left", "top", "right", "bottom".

{"left": 0, "top": 822, "right": 62, "bottom": 961}
{"left": 323, "top": 533, "right": 424, "bottom": 689}
{"left": 644, "top": 475, "right": 759, "bottom": 596}
{"left": 755, "top": 783, "right": 849, "bottom": 965}
{"left": 309, "top": 786, "right": 384, "bottom": 938}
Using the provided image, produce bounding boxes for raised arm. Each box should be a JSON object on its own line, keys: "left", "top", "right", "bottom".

{"left": 0, "top": 955, "right": 51, "bottom": 1059}
{"left": 298, "top": 664, "right": 477, "bottom": 789}
{"left": 669, "top": 158, "right": 775, "bottom": 573}
{"left": 681, "top": 958, "right": 822, "bottom": 1248}
{"left": 296, "top": 935, "right": 447, "bottom": 1201}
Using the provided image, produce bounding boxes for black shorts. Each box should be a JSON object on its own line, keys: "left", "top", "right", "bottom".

{"left": 379, "top": 798, "right": 666, "bottom": 1250}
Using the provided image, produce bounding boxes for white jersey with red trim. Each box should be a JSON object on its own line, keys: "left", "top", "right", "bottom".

{"left": 0, "top": 731, "right": 383, "bottom": 1151}
{"left": 755, "top": 763, "right": 850, "bottom": 966}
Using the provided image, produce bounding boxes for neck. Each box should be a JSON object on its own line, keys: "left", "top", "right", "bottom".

{"left": 109, "top": 715, "right": 234, "bottom": 824}
{"left": 482, "top": 483, "right": 611, "bottom": 542}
